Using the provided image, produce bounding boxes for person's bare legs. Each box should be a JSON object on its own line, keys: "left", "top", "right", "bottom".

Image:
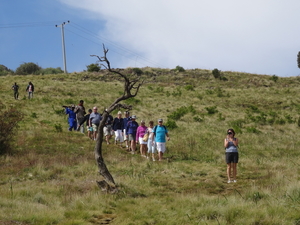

{"left": 232, "top": 163, "right": 237, "bottom": 181}
{"left": 227, "top": 163, "right": 232, "bottom": 181}
{"left": 158, "top": 151, "right": 163, "bottom": 161}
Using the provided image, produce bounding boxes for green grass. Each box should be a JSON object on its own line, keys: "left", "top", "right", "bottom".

{"left": 1, "top": 69, "right": 300, "bottom": 224}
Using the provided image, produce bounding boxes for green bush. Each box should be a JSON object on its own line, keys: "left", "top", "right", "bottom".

{"left": 41, "top": 67, "right": 63, "bottom": 75}
{"left": 132, "top": 68, "right": 143, "bottom": 76}
{"left": 205, "top": 106, "right": 218, "bottom": 114}
{"left": 212, "top": 68, "right": 221, "bottom": 79}
{"left": 184, "top": 85, "right": 194, "bottom": 91}
{"left": 175, "top": 65, "right": 185, "bottom": 72}
{"left": 15, "top": 62, "right": 41, "bottom": 75}
{"left": 86, "top": 63, "right": 101, "bottom": 72}
{"left": 165, "top": 119, "right": 178, "bottom": 130}
{"left": 0, "top": 102, "right": 24, "bottom": 154}
{"left": 168, "top": 105, "right": 196, "bottom": 120}
{"left": 0, "top": 64, "right": 14, "bottom": 75}
{"left": 270, "top": 75, "right": 279, "bottom": 83}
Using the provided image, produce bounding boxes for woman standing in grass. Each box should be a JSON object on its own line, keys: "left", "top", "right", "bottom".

{"left": 224, "top": 128, "right": 239, "bottom": 183}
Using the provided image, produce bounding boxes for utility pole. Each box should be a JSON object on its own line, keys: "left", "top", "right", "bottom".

{"left": 55, "top": 21, "right": 70, "bottom": 74}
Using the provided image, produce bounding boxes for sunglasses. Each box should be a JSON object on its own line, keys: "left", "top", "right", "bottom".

{"left": 227, "top": 132, "right": 233, "bottom": 135}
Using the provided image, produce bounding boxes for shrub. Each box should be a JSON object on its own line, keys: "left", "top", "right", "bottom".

{"left": 0, "top": 64, "right": 14, "bottom": 75}
{"left": 41, "top": 67, "right": 63, "bottom": 75}
{"left": 0, "top": 102, "right": 24, "bottom": 154}
{"left": 205, "top": 106, "right": 218, "bottom": 114}
{"left": 86, "top": 63, "right": 101, "bottom": 72}
{"left": 165, "top": 119, "right": 178, "bottom": 130}
{"left": 270, "top": 75, "right": 279, "bottom": 82}
{"left": 167, "top": 105, "right": 196, "bottom": 120}
{"left": 15, "top": 62, "right": 41, "bottom": 75}
{"left": 184, "top": 85, "right": 194, "bottom": 91}
{"left": 175, "top": 65, "right": 185, "bottom": 72}
{"left": 132, "top": 68, "right": 143, "bottom": 76}
{"left": 212, "top": 68, "right": 221, "bottom": 79}
{"left": 171, "top": 87, "right": 182, "bottom": 97}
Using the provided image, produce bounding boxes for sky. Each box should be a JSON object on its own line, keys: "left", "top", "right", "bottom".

{"left": 1, "top": 0, "right": 300, "bottom": 77}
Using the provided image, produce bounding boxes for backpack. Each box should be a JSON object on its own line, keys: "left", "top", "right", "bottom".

{"left": 153, "top": 125, "right": 167, "bottom": 136}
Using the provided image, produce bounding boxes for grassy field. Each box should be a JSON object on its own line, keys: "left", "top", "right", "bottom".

{"left": 1, "top": 69, "right": 300, "bottom": 225}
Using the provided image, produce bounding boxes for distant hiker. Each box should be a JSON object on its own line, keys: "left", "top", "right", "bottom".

{"left": 136, "top": 120, "right": 148, "bottom": 158}
{"left": 74, "top": 100, "right": 86, "bottom": 133}
{"left": 123, "top": 111, "right": 131, "bottom": 150}
{"left": 103, "top": 109, "right": 114, "bottom": 145}
{"left": 11, "top": 82, "right": 19, "bottom": 100}
{"left": 112, "top": 111, "right": 124, "bottom": 146}
{"left": 26, "top": 81, "right": 34, "bottom": 99}
{"left": 78, "top": 109, "right": 93, "bottom": 139}
{"left": 89, "top": 106, "right": 102, "bottom": 141}
{"left": 146, "top": 121, "right": 156, "bottom": 161}
{"left": 152, "top": 118, "right": 170, "bottom": 161}
{"left": 126, "top": 115, "right": 139, "bottom": 154}
{"left": 224, "top": 128, "right": 239, "bottom": 183}
{"left": 64, "top": 105, "right": 77, "bottom": 131}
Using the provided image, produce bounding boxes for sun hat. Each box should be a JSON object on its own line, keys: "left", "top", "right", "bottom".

{"left": 131, "top": 115, "right": 136, "bottom": 119}
{"left": 118, "top": 111, "right": 122, "bottom": 114}
{"left": 158, "top": 118, "right": 163, "bottom": 122}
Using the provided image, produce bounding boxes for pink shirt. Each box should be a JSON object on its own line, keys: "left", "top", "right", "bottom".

{"left": 136, "top": 125, "right": 148, "bottom": 141}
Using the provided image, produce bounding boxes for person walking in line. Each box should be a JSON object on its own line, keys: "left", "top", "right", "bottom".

{"left": 11, "top": 82, "right": 19, "bottom": 100}
{"left": 224, "top": 128, "right": 239, "bottom": 183}
{"left": 103, "top": 109, "right": 114, "bottom": 145}
{"left": 152, "top": 118, "right": 170, "bottom": 161}
{"left": 146, "top": 121, "right": 156, "bottom": 161}
{"left": 136, "top": 120, "right": 148, "bottom": 158}
{"left": 112, "top": 111, "right": 124, "bottom": 146}
{"left": 89, "top": 107, "right": 102, "bottom": 141}
{"left": 64, "top": 105, "right": 77, "bottom": 131}
{"left": 26, "top": 81, "right": 34, "bottom": 99}
{"left": 75, "top": 100, "right": 86, "bottom": 133}
{"left": 78, "top": 109, "right": 93, "bottom": 139}
{"left": 123, "top": 111, "right": 131, "bottom": 150}
{"left": 126, "top": 115, "right": 139, "bottom": 154}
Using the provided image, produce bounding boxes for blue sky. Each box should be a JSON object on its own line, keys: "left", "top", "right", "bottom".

{"left": 1, "top": 0, "right": 300, "bottom": 77}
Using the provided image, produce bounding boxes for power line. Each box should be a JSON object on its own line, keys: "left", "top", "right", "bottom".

{"left": 67, "top": 22, "right": 165, "bottom": 68}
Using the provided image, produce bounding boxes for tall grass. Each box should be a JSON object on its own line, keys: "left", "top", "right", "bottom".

{"left": 1, "top": 70, "right": 300, "bottom": 224}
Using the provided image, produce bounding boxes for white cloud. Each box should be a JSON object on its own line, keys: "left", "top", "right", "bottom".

{"left": 59, "top": 0, "right": 300, "bottom": 76}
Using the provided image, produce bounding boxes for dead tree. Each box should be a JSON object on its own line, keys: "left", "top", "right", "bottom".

{"left": 91, "top": 44, "right": 144, "bottom": 193}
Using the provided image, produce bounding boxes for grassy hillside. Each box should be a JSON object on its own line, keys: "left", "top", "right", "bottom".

{"left": 1, "top": 69, "right": 300, "bottom": 224}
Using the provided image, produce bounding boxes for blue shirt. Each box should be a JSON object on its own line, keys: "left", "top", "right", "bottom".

{"left": 89, "top": 112, "right": 102, "bottom": 125}
{"left": 65, "top": 108, "right": 76, "bottom": 119}
{"left": 153, "top": 125, "right": 168, "bottom": 143}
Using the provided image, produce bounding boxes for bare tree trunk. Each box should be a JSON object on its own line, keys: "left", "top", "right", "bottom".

{"left": 94, "top": 112, "right": 117, "bottom": 193}
{"left": 91, "top": 44, "right": 144, "bottom": 192}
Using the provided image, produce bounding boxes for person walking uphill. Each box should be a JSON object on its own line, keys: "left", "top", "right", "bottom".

{"left": 152, "top": 118, "right": 170, "bottom": 161}
{"left": 11, "top": 82, "right": 19, "bottom": 100}
{"left": 26, "top": 81, "right": 34, "bottom": 99}
{"left": 224, "top": 128, "right": 239, "bottom": 183}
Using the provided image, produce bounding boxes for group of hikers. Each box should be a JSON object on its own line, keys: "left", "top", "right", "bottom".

{"left": 11, "top": 82, "right": 35, "bottom": 100}
{"left": 64, "top": 100, "right": 170, "bottom": 161}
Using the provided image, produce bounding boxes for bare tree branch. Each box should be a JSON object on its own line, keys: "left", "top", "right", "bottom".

{"left": 91, "top": 44, "right": 144, "bottom": 192}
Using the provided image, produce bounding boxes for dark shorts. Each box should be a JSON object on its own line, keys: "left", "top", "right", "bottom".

{"left": 128, "top": 134, "right": 136, "bottom": 141}
{"left": 225, "top": 152, "right": 239, "bottom": 163}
